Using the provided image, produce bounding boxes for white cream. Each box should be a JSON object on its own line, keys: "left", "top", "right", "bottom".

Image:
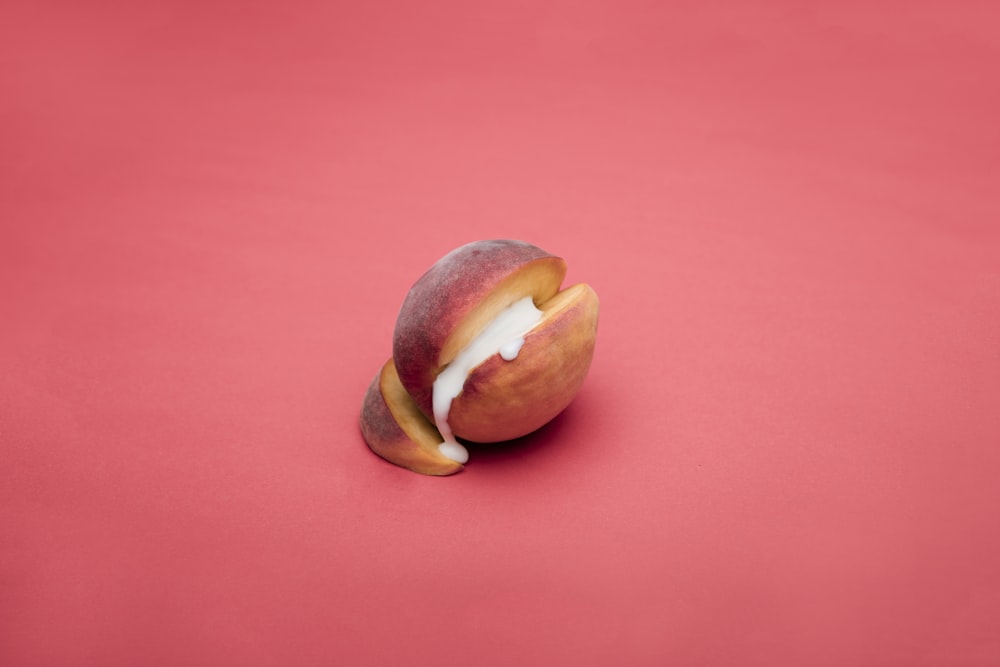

{"left": 433, "top": 296, "right": 543, "bottom": 463}
{"left": 498, "top": 338, "right": 526, "bottom": 361}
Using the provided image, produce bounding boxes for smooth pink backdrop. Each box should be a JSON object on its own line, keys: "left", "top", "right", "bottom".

{"left": 2, "top": 1, "right": 999, "bottom": 665}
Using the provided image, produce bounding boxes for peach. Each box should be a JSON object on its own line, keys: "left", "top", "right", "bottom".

{"left": 360, "top": 239, "right": 599, "bottom": 475}
{"left": 360, "top": 358, "right": 464, "bottom": 476}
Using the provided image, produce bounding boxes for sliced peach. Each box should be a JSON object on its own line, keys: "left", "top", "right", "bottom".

{"left": 366, "top": 239, "right": 599, "bottom": 472}
{"left": 360, "top": 358, "right": 463, "bottom": 476}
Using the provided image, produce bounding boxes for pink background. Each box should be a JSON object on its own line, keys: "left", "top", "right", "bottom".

{"left": 2, "top": 1, "right": 999, "bottom": 665}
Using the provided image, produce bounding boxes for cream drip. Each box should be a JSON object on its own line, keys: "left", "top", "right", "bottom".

{"left": 432, "top": 296, "right": 543, "bottom": 463}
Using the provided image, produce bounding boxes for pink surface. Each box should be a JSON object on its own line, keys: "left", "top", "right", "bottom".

{"left": 2, "top": 1, "right": 999, "bottom": 665}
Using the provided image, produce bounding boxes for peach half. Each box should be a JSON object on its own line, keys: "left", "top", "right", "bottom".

{"left": 360, "top": 239, "right": 599, "bottom": 475}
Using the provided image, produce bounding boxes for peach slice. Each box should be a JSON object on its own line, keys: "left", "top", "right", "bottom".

{"left": 359, "top": 358, "right": 464, "bottom": 476}
{"left": 446, "top": 283, "right": 599, "bottom": 443}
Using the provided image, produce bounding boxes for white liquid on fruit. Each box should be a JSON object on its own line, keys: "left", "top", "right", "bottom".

{"left": 433, "top": 296, "right": 543, "bottom": 463}
{"left": 499, "top": 338, "right": 526, "bottom": 361}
